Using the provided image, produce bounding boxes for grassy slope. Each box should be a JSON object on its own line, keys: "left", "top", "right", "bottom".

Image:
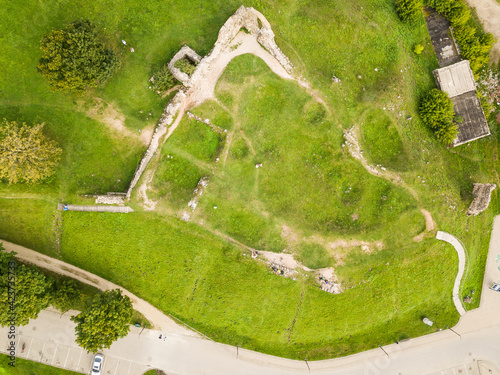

{"left": 61, "top": 211, "right": 458, "bottom": 359}
{"left": 0, "top": 354, "right": 82, "bottom": 375}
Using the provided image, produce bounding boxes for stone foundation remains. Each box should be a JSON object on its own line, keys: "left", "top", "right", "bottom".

{"left": 125, "top": 6, "right": 294, "bottom": 201}
{"left": 467, "top": 183, "right": 496, "bottom": 216}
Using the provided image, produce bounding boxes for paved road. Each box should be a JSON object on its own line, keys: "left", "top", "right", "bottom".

{"left": 2, "top": 217, "right": 500, "bottom": 375}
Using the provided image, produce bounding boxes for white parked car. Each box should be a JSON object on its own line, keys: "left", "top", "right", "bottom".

{"left": 91, "top": 353, "right": 103, "bottom": 375}
{"left": 489, "top": 283, "right": 500, "bottom": 292}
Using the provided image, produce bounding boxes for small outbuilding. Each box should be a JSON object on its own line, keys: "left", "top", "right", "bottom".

{"left": 432, "top": 60, "right": 490, "bottom": 147}
{"left": 433, "top": 60, "right": 476, "bottom": 98}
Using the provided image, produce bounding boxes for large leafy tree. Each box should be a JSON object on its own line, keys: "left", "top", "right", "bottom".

{"left": 71, "top": 289, "right": 133, "bottom": 353}
{"left": 38, "top": 20, "right": 120, "bottom": 92}
{"left": 51, "top": 279, "right": 81, "bottom": 313}
{"left": 0, "top": 120, "right": 62, "bottom": 184}
{"left": 0, "top": 246, "right": 54, "bottom": 326}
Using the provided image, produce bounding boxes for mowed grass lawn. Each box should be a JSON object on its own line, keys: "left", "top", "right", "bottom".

{"left": 62, "top": 211, "right": 458, "bottom": 359}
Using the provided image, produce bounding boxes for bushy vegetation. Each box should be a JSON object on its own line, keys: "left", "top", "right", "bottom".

{"left": 424, "top": 0, "right": 495, "bottom": 73}
{"left": 174, "top": 57, "right": 197, "bottom": 76}
{"left": 151, "top": 65, "right": 178, "bottom": 93}
{"left": 395, "top": 0, "right": 423, "bottom": 22}
{"left": 419, "top": 89, "right": 458, "bottom": 144}
{"left": 38, "top": 20, "right": 120, "bottom": 92}
{"left": 454, "top": 25, "right": 495, "bottom": 73}
{"left": 72, "top": 289, "right": 133, "bottom": 353}
{"left": 426, "top": 0, "right": 470, "bottom": 26}
{"left": 0, "top": 120, "right": 62, "bottom": 184}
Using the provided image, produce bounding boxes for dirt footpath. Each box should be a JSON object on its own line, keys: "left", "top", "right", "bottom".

{"left": 0, "top": 239, "right": 198, "bottom": 337}
{"left": 465, "top": 0, "right": 500, "bottom": 62}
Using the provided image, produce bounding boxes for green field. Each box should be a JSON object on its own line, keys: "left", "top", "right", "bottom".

{"left": 0, "top": 354, "right": 82, "bottom": 375}
{"left": 0, "top": 0, "right": 499, "bottom": 362}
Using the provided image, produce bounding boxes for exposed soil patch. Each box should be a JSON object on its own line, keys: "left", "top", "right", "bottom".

{"left": 328, "top": 239, "right": 384, "bottom": 254}
{"left": 413, "top": 209, "right": 437, "bottom": 242}
{"left": 83, "top": 98, "right": 153, "bottom": 146}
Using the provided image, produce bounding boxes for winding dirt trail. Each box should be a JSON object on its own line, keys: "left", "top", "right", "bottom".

{"left": 0, "top": 239, "right": 198, "bottom": 336}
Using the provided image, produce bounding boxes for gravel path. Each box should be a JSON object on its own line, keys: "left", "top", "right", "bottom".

{"left": 0, "top": 239, "right": 198, "bottom": 336}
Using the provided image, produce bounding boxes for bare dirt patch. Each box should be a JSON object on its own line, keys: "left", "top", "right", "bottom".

{"left": 413, "top": 209, "right": 437, "bottom": 242}
{"left": 328, "top": 239, "right": 384, "bottom": 254}
{"left": 83, "top": 98, "right": 153, "bottom": 146}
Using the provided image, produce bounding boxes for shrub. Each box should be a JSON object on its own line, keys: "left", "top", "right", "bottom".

{"left": 175, "top": 57, "right": 197, "bottom": 76}
{"left": 419, "top": 89, "right": 455, "bottom": 129}
{"left": 38, "top": 20, "right": 119, "bottom": 92}
{"left": 414, "top": 44, "right": 424, "bottom": 54}
{"left": 435, "top": 119, "right": 459, "bottom": 144}
{"left": 426, "top": 0, "right": 470, "bottom": 25}
{"left": 395, "top": 0, "right": 423, "bottom": 22}
{"left": 454, "top": 25, "right": 495, "bottom": 73}
{"left": 151, "top": 65, "right": 178, "bottom": 93}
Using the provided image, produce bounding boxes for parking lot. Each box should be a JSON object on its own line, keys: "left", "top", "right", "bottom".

{"left": 0, "top": 331, "right": 149, "bottom": 375}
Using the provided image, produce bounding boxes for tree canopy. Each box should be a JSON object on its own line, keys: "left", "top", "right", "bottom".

{"left": 0, "top": 247, "right": 54, "bottom": 327}
{"left": 71, "top": 289, "right": 133, "bottom": 353}
{"left": 38, "top": 20, "right": 120, "bottom": 92}
{"left": 0, "top": 120, "right": 62, "bottom": 184}
{"left": 51, "top": 279, "right": 81, "bottom": 313}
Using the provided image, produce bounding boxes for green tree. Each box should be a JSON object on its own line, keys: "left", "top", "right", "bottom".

{"left": 151, "top": 65, "right": 178, "bottom": 93}
{"left": 419, "top": 89, "right": 460, "bottom": 145}
{"left": 71, "top": 289, "right": 133, "bottom": 353}
{"left": 419, "top": 89, "right": 455, "bottom": 129}
{"left": 38, "top": 20, "right": 120, "bottom": 92}
{"left": 395, "top": 0, "right": 423, "bottom": 22}
{"left": 0, "top": 246, "right": 54, "bottom": 327}
{"left": 52, "top": 280, "right": 81, "bottom": 313}
{"left": 0, "top": 120, "right": 62, "bottom": 184}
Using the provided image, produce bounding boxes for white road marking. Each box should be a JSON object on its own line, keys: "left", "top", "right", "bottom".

{"left": 26, "top": 337, "right": 33, "bottom": 358}
{"left": 51, "top": 343, "right": 58, "bottom": 364}
{"left": 76, "top": 349, "right": 83, "bottom": 370}
{"left": 40, "top": 340, "right": 46, "bottom": 360}
{"left": 63, "top": 346, "right": 70, "bottom": 368}
{"left": 126, "top": 361, "right": 132, "bottom": 375}
{"left": 113, "top": 359, "right": 120, "bottom": 375}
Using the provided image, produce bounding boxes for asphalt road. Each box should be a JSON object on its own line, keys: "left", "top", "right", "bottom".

{"left": 2, "top": 216, "right": 500, "bottom": 375}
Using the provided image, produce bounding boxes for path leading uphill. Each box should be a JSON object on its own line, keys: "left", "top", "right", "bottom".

{"left": 0, "top": 240, "right": 198, "bottom": 336}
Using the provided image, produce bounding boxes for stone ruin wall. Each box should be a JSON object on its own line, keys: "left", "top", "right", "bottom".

{"left": 168, "top": 45, "right": 202, "bottom": 85}
{"left": 125, "top": 90, "right": 186, "bottom": 199}
{"left": 467, "top": 183, "right": 496, "bottom": 216}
